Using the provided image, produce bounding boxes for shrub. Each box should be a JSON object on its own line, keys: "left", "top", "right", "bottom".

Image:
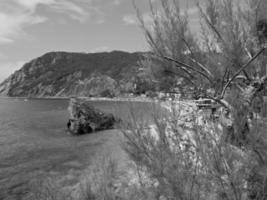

{"left": 122, "top": 101, "right": 267, "bottom": 200}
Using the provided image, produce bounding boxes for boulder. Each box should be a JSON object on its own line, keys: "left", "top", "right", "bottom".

{"left": 67, "top": 98, "right": 116, "bottom": 135}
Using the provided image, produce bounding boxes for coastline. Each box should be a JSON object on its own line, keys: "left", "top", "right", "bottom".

{"left": 79, "top": 96, "right": 157, "bottom": 103}
{"left": 0, "top": 96, "right": 200, "bottom": 108}
{"left": 0, "top": 96, "right": 158, "bottom": 102}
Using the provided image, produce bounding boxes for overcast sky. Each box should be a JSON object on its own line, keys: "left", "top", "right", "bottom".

{"left": 0, "top": 0, "right": 199, "bottom": 82}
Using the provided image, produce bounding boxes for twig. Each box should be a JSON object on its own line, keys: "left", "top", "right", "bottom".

{"left": 182, "top": 38, "right": 214, "bottom": 78}
{"left": 197, "top": 1, "right": 250, "bottom": 80}
{"left": 204, "top": 94, "right": 232, "bottom": 110}
{"left": 197, "top": 2, "right": 225, "bottom": 44}
{"left": 220, "top": 46, "right": 266, "bottom": 99}
{"left": 162, "top": 56, "right": 213, "bottom": 83}
{"left": 152, "top": 53, "right": 195, "bottom": 79}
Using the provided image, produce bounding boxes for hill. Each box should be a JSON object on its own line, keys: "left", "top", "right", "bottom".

{"left": 0, "top": 51, "right": 144, "bottom": 97}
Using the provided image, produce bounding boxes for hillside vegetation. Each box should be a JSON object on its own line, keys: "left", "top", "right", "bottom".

{"left": 0, "top": 51, "right": 144, "bottom": 97}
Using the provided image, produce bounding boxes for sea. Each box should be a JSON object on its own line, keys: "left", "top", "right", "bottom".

{"left": 0, "top": 97, "right": 155, "bottom": 200}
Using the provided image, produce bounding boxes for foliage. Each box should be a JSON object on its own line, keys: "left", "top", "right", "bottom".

{"left": 0, "top": 51, "right": 143, "bottom": 97}
{"left": 122, "top": 101, "right": 267, "bottom": 200}
{"left": 123, "top": 1, "right": 267, "bottom": 199}
{"left": 134, "top": 0, "right": 202, "bottom": 95}
{"left": 135, "top": 0, "right": 267, "bottom": 100}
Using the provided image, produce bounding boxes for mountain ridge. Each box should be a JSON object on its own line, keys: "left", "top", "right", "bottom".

{"left": 0, "top": 51, "right": 146, "bottom": 97}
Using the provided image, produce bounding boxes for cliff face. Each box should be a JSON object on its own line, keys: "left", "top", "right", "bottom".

{"left": 0, "top": 51, "right": 142, "bottom": 97}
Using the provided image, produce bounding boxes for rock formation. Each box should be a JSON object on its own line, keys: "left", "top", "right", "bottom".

{"left": 67, "top": 98, "right": 116, "bottom": 135}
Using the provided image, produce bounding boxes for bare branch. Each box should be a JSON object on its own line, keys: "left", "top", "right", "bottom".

{"left": 215, "top": 68, "right": 229, "bottom": 96}
{"left": 150, "top": 53, "right": 195, "bottom": 80}
{"left": 197, "top": 2, "right": 225, "bottom": 44}
{"left": 204, "top": 94, "right": 232, "bottom": 110}
{"left": 244, "top": 47, "right": 253, "bottom": 59}
{"left": 220, "top": 46, "right": 266, "bottom": 99}
{"left": 181, "top": 38, "right": 214, "bottom": 78}
{"left": 162, "top": 55, "right": 213, "bottom": 83}
{"left": 197, "top": 1, "right": 251, "bottom": 80}
{"left": 133, "top": 0, "right": 163, "bottom": 57}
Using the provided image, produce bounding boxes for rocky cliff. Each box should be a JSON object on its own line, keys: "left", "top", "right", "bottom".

{"left": 0, "top": 51, "right": 143, "bottom": 97}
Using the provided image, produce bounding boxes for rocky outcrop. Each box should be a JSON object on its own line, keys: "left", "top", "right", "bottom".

{"left": 67, "top": 98, "right": 116, "bottom": 134}
{"left": 0, "top": 51, "right": 143, "bottom": 97}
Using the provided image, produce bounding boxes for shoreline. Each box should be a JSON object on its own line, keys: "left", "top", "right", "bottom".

{"left": 0, "top": 96, "right": 158, "bottom": 102}
{"left": 79, "top": 96, "right": 157, "bottom": 103}
{"left": 0, "top": 96, "right": 199, "bottom": 107}
{"left": 0, "top": 96, "right": 201, "bottom": 109}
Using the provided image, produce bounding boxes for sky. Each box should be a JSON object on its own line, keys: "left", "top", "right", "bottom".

{"left": 0, "top": 0, "right": 199, "bottom": 82}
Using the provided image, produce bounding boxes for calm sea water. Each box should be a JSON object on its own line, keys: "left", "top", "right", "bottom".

{"left": 0, "top": 98, "right": 155, "bottom": 200}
